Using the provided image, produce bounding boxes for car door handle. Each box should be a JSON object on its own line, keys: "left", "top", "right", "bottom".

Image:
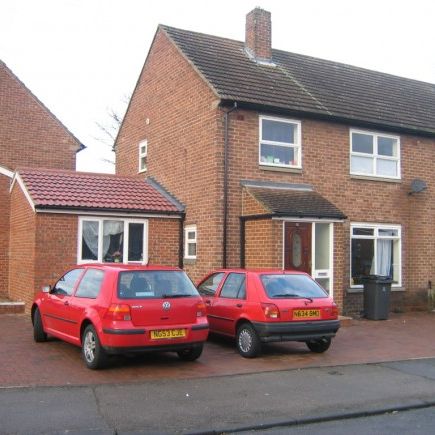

{"left": 64, "top": 300, "right": 69, "bottom": 306}
{"left": 205, "top": 300, "right": 211, "bottom": 305}
{"left": 236, "top": 303, "right": 243, "bottom": 308}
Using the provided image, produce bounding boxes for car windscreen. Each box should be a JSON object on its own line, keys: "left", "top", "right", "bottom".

{"left": 118, "top": 270, "right": 199, "bottom": 299}
{"left": 260, "top": 274, "right": 328, "bottom": 299}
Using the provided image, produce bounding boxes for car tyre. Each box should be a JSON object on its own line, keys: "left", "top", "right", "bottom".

{"left": 33, "top": 308, "right": 47, "bottom": 342}
{"left": 177, "top": 344, "right": 203, "bottom": 361}
{"left": 306, "top": 337, "right": 331, "bottom": 353}
{"left": 236, "top": 323, "right": 261, "bottom": 358}
{"left": 82, "top": 325, "right": 107, "bottom": 370}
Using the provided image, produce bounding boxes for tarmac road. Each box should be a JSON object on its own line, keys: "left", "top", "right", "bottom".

{"left": 2, "top": 358, "right": 435, "bottom": 434}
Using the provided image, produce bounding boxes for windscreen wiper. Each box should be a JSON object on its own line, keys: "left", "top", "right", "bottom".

{"left": 161, "top": 294, "right": 192, "bottom": 298}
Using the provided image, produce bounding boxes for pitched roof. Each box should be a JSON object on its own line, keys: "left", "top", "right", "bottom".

{"left": 243, "top": 181, "right": 346, "bottom": 220}
{"left": 162, "top": 26, "right": 435, "bottom": 136}
{"left": 15, "top": 168, "right": 183, "bottom": 214}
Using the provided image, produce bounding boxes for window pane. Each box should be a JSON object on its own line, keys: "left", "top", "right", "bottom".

{"left": 315, "top": 223, "right": 330, "bottom": 270}
{"left": 103, "top": 220, "right": 124, "bottom": 263}
{"left": 260, "top": 143, "right": 295, "bottom": 166}
{"left": 128, "top": 223, "right": 144, "bottom": 262}
{"left": 377, "top": 239, "right": 393, "bottom": 277}
{"left": 378, "top": 229, "right": 398, "bottom": 237}
{"left": 220, "top": 273, "right": 246, "bottom": 299}
{"left": 351, "top": 155, "right": 373, "bottom": 174}
{"left": 82, "top": 221, "right": 99, "bottom": 260}
{"left": 378, "top": 137, "right": 396, "bottom": 157}
{"left": 351, "top": 238, "right": 374, "bottom": 285}
{"left": 53, "top": 269, "right": 83, "bottom": 296}
{"left": 353, "top": 228, "right": 374, "bottom": 236}
{"left": 187, "top": 231, "right": 196, "bottom": 240}
{"left": 261, "top": 274, "right": 327, "bottom": 298}
{"left": 188, "top": 242, "right": 196, "bottom": 256}
{"left": 75, "top": 269, "right": 105, "bottom": 299}
{"left": 262, "top": 119, "right": 296, "bottom": 143}
{"left": 198, "top": 272, "right": 225, "bottom": 296}
{"left": 352, "top": 133, "right": 373, "bottom": 154}
{"left": 292, "top": 233, "right": 302, "bottom": 268}
{"left": 377, "top": 159, "right": 397, "bottom": 177}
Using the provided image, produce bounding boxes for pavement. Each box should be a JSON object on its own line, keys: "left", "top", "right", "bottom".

{"left": 1, "top": 312, "right": 435, "bottom": 433}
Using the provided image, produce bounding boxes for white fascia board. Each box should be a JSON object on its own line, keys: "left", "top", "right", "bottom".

{"left": 0, "top": 165, "right": 14, "bottom": 178}
{"left": 10, "top": 173, "right": 36, "bottom": 212}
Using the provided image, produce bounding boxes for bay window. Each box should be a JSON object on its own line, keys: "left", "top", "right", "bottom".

{"left": 79, "top": 218, "right": 148, "bottom": 264}
{"left": 351, "top": 224, "right": 401, "bottom": 287}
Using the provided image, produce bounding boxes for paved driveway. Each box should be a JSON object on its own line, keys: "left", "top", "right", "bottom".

{"left": 1, "top": 312, "right": 435, "bottom": 388}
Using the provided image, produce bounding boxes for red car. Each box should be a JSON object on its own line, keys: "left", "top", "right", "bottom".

{"left": 197, "top": 269, "right": 340, "bottom": 358}
{"left": 31, "top": 264, "right": 209, "bottom": 369}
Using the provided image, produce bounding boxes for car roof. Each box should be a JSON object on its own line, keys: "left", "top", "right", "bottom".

{"left": 209, "top": 268, "right": 308, "bottom": 275}
{"left": 79, "top": 263, "right": 181, "bottom": 272}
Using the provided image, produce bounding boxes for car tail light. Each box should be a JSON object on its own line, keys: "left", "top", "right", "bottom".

{"left": 331, "top": 303, "right": 339, "bottom": 319}
{"left": 196, "top": 301, "right": 206, "bottom": 317}
{"left": 105, "top": 304, "right": 131, "bottom": 321}
{"left": 262, "top": 303, "right": 280, "bottom": 319}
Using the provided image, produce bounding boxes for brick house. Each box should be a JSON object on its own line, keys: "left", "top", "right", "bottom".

{"left": 9, "top": 168, "right": 184, "bottom": 309}
{"left": 115, "top": 8, "right": 435, "bottom": 316}
{"left": 0, "top": 60, "right": 82, "bottom": 299}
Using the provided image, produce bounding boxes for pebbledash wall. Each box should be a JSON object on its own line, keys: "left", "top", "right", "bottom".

{"left": 116, "top": 26, "right": 435, "bottom": 315}
{"left": 9, "top": 181, "right": 181, "bottom": 311}
{"left": 0, "top": 61, "right": 80, "bottom": 298}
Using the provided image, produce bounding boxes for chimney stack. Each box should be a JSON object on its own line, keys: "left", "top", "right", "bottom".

{"left": 245, "top": 8, "right": 272, "bottom": 63}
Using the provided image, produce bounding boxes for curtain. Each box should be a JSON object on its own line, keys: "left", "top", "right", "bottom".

{"left": 102, "top": 221, "right": 124, "bottom": 257}
{"left": 82, "top": 221, "right": 99, "bottom": 258}
{"left": 377, "top": 239, "right": 392, "bottom": 277}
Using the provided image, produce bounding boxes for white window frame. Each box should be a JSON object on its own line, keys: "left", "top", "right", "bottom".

{"left": 259, "top": 116, "right": 302, "bottom": 169}
{"left": 78, "top": 217, "right": 148, "bottom": 264}
{"left": 350, "top": 129, "right": 401, "bottom": 179}
{"left": 350, "top": 222, "right": 402, "bottom": 288}
{"left": 184, "top": 225, "right": 197, "bottom": 260}
{"left": 138, "top": 140, "right": 148, "bottom": 173}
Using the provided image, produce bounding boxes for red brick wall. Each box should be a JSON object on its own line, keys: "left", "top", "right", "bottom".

{"left": 0, "top": 63, "right": 78, "bottom": 171}
{"left": 116, "top": 28, "right": 222, "bottom": 282}
{"left": 148, "top": 218, "right": 180, "bottom": 266}
{"left": 9, "top": 182, "right": 36, "bottom": 308}
{"left": 0, "top": 176, "right": 11, "bottom": 297}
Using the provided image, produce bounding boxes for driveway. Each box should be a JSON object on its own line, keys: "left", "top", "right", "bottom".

{"left": 1, "top": 312, "right": 435, "bottom": 388}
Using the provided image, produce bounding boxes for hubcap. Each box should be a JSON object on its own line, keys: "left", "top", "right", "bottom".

{"left": 238, "top": 329, "right": 252, "bottom": 353}
{"left": 84, "top": 331, "right": 96, "bottom": 362}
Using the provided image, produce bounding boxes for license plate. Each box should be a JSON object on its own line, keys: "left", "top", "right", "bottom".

{"left": 293, "top": 309, "right": 320, "bottom": 319}
{"left": 150, "top": 329, "right": 186, "bottom": 340}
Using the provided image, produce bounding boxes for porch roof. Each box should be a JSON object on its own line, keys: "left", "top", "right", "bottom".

{"left": 245, "top": 184, "right": 346, "bottom": 220}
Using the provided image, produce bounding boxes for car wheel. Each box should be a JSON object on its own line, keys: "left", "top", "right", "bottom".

{"left": 33, "top": 308, "right": 47, "bottom": 342}
{"left": 236, "top": 323, "right": 261, "bottom": 358}
{"left": 306, "top": 337, "right": 331, "bottom": 353}
{"left": 177, "top": 344, "right": 203, "bottom": 361}
{"left": 82, "top": 325, "right": 107, "bottom": 369}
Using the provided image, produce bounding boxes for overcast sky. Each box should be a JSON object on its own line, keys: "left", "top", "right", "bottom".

{"left": 1, "top": 0, "right": 434, "bottom": 173}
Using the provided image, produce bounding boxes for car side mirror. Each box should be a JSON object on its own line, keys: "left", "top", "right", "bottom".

{"left": 42, "top": 285, "right": 51, "bottom": 293}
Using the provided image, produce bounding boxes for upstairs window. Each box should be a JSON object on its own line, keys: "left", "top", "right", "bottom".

{"left": 184, "top": 225, "right": 197, "bottom": 260}
{"left": 139, "top": 140, "right": 147, "bottom": 172}
{"left": 350, "top": 130, "right": 400, "bottom": 179}
{"left": 259, "top": 116, "right": 301, "bottom": 168}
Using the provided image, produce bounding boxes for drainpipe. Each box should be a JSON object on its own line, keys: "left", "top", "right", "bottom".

{"left": 178, "top": 213, "right": 186, "bottom": 269}
{"left": 222, "top": 102, "right": 238, "bottom": 268}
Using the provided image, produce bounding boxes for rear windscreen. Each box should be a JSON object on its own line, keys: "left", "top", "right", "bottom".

{"left": 118, "top": 270, "right": 199, "bottom": 299}
{"left": 260, "top": 274, "right": 327, "bottom": 299}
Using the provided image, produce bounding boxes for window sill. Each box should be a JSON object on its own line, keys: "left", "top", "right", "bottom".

{"left": 259, "top": 165, "right": 302, "bottom": 174}
{"left": 183, "top": 258, "right": 197, "bottom": 265}
{"left": 350, "top": 174, "right": 401, "bottom": 183}
{"left": 347, "top": 286, "right": 405, "bottom": 294}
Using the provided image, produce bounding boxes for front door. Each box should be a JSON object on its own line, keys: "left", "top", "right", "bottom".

{"left": 284, "top": 223, "right": 311, "bottom": 273}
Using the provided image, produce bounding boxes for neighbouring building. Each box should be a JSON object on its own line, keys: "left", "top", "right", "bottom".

{"left": 115, "top": 8, "right": 435, "bottom": 315}
{"left": 0, "top": 60, "right": 82, "bottom": 299}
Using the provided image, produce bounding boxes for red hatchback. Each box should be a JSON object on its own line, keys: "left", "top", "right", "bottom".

{"left": 31, "top": 264, "right": 209, "bottom": 369}
{"left": 197, "top": 269, "right": 340, "bottom": 358}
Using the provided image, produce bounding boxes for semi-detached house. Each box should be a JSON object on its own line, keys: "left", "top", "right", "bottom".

{"left": 116, "top": 8, "right": 435, "bottom": 316}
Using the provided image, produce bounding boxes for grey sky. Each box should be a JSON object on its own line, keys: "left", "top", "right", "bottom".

{"left": 1, "top": 0, "right": 434, "bottom": 172}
